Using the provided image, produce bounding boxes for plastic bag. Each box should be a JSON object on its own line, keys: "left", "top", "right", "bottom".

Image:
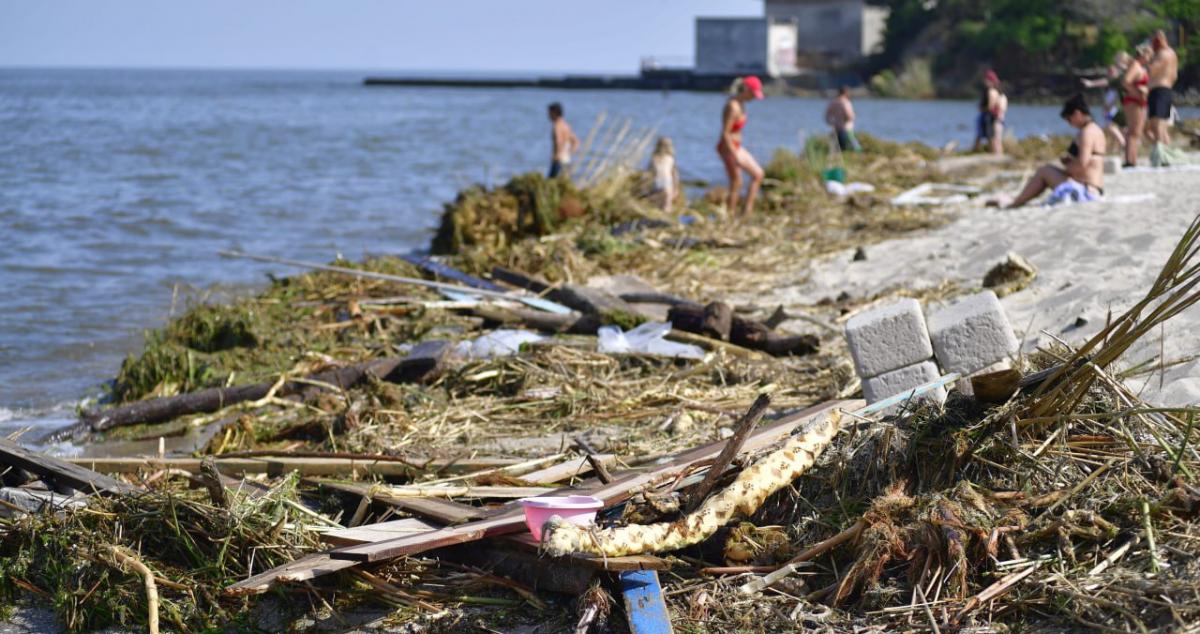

{"left": 597, "top": 322, "right": 704, "bottom": 359}
{"left": 455, "top": 329, "right": 544, "bottom": 359}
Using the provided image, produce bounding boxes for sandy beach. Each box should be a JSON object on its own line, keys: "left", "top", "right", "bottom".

{"left": 758, "top": 159, "right": 1200, "bottom": 407}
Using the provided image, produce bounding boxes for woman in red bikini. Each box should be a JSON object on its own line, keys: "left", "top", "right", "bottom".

{"left": 1121, "top": 44, "right": 1152, "bottom": 167}
{"left": 717, "top": 76, "right": 765, "bottom": 215}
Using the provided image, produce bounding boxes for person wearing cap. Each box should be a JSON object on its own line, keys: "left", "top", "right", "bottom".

{"left": 825, "top": 86, "right": 861, "bottom": 153}
{"left": 1006, "top": 94, "right": 1106, "bottom": 208}
{"left": 716, "top": 76, "right": 765, "bottom": 215}
{"left": 973, "top": 70, "right": 1007, "bottom": 155}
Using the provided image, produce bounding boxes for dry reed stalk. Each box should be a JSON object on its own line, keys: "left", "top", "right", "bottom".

{"left": 1030, "top": 214, "right": 1200, "bottom": 418}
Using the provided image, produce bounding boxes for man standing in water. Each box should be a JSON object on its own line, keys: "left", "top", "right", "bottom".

{"left": 1147, "top": 30, "right": 1179, "bottom": 165}
{"left": 825, "top": 86, "right": 861, "bottom": 152}
{"left": 548, "top": 102, "right": 580, "bottom": 179}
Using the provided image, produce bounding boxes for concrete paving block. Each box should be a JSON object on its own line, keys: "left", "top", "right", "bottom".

{"left": 845, "top": 298, "right": 934, "bottom": 378}
{"left": 862, "top": 360, "right": 947, "bottom": 406}
{"left": 927, "top": 291, "right": 1019, "bottom": 376}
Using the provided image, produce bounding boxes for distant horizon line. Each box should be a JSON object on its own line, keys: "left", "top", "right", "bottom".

{"left": 0, "top": 63, "right": 646, "bottom": 77}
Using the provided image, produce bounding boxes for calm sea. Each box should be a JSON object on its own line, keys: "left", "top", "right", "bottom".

{"left": 4, "top": 68, "right": 1191, "bottom": 431}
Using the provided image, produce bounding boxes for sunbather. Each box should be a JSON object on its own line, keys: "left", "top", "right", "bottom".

{"left": 1007, "top": 94, "right": 1106, "bottom": 208}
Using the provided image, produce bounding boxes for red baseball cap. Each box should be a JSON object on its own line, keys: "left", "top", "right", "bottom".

{"left": 743, "top": 75, "right": 764, "bottom": 99}
{"left": 984, "top": 69, "right": 999, "bottom": 85}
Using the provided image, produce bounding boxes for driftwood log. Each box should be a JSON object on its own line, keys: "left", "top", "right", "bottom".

{"left": 491, "top": 267, "right": 641, "bottom": 320}
{"left": 78, "top": 341, "right": 450, "bottom": 433}
{"left": 489, "top": 267, "right": 818, "bottom": 357}
{"left": 667, "top": 304, "right": 818, "bottom": 357}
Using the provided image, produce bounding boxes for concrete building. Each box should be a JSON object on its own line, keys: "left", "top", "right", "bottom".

{"left": 694, "top": 1, "right": 888, "bottom": 77}
{"left": 694, "top": 17, "right": 799, "bottom": 77}
{"left": 764, "top": 0, "right": 889, "bottom": 60}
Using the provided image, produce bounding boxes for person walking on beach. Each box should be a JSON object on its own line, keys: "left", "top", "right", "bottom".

{"left": 548, "top": 102, "right": 580, "bottom": 179}
{"left": 1147, "top": 30, "right": 1179, "bottom": 166}
{"left": 717, "top": 76, "right": 765, "bottom": 215}
{"left": 1081, "top": 53, "right": 1129, "bottom": 152}
{"left": 1006, "top": 94, "right": 1105, "bottom": 208}
{"left": 648, "top": 137, "right": 680, "bottom": 210}
{"left": 973, "top": 70, "right": 1007, "bottom": 155}
{"left": 825, "top": 86, "right": 861, "bottom": 153}
{"left": 1121, "top": 44, "right": 1152, "bottom": 167}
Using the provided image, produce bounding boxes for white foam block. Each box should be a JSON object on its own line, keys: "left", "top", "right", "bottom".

{"left": 927, "top": 290, "right": 1019, "bottom": 376}
{"left": 862, "top": 360, "right": 946, "bottom": 407}
{"left": 845, "top": 298, "right": 934, "bottom": 378}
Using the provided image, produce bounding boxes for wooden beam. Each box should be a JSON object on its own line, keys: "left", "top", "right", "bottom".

{"left": 224, "top": 553, "right": 357, "bottom": 596}
{"left": 519, "top": 454, "right": 616, "bottom": 485}
{"left": 0, "top": 439, "right": 137, "bottom": 496}
{"left": 318, "top": 518, "right": 440, "bottom": 547}
{"left": 67, "top": 455, "right": 524, "bottom": 477}
{"left": 684, "top": 394, "right": 769, "bottom": 512}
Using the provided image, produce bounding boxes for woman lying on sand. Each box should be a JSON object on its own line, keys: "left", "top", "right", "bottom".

{"left": 1007, "top": 94, "right": 1106, "bottom": 208}
{"left": 717, "top": 76, "right": 765, "bottom": 215}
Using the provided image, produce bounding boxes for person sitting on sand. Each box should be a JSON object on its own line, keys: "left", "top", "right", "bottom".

{"left": 548, "top": 102, "right": 580, "bottom": 179}
{"left": 1007, "top": 94, "right": 1106, "bottom": 208}
{"left": 1121, "top": 44, "right": 1152, "bottom": 167}
{"left": 717, "top": 76, "right": 765, "bottom": 215}
{"left": 973, "top": 70, "right": 1007, "bottom": 155}
{"left": 825, "top": 86, "right": 861, "bottom": 153}
{"left": 647, "top": 137, "right": 680, "bottom": 211}
{"left": 1147, "top": 30, "right": 1180, "bottom": 166}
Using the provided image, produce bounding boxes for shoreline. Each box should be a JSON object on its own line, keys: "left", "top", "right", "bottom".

{"left": 3, "top": 127, "right": 1200, "bottom": 631}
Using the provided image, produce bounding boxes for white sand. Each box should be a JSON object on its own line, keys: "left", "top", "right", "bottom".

{"left": 757, "top": 165, "right": 1200, "bottom": 407}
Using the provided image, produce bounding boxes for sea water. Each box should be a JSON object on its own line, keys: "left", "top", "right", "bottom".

{"left": 4, "top": 68, "right": 1189, "bottom": 431}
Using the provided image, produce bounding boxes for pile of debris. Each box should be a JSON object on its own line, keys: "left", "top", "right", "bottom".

{"left": 3, "top": 139, "right": 1194, "bottom": 633}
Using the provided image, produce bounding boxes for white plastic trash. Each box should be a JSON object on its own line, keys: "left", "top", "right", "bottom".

{"left": 455, "top": 329, "right": 544, "bottom": 359}
{"left": 597, "top": 322, "right": 704, "bottom": 359}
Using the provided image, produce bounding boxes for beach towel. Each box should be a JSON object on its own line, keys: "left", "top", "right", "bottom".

{"left": 1150, "top": 143, "right": 1190, "bottom": 168}
{"left": 1044, "top": 179, "right": 1101, "bottom": 207}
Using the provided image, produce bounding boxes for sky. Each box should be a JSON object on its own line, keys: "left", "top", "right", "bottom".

{"left": 0, "top": 1, "right": 761, "bottom": 73}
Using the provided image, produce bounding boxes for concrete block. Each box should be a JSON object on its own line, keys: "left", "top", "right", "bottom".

{"left": 927, "top": 291, "right": 1019, "bottom": 376}
{"left": 862, "top": 360, "right": 947, "bottom": 407}
{"left": 845, "top": 298, "right": 934, "bottom": 378}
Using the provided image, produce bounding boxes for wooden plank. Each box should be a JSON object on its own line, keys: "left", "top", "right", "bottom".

{"left": 328, "top": 399, "right": 856, "bottom": 563}
{"left": 0, "top": 439, "right": 137, "bottom": 496}
{"left": 503, "top": 534, "right": 670, "bottom": 572}
{"left": 316, "top": 479, "right": 661, "bottom": 571}
{"left": 519, "top": 454, "right": 616, "bottom": 484}
{"left": 224, "top": 553, "right": 357, "bottom": 596}
{"left": 314, "top": 483, "right": 549, "bottom": 500}
{"left": 67, "top": 455, "right": 524, "bottom": 477}
{"left": 312, "top": 479, "right": 484, "bottom": 524}
{"left": 621, "top": 570, "right": 674, "bottom": 634}
{"left": 318, "top": 518, "right": 440, "bottom": 547}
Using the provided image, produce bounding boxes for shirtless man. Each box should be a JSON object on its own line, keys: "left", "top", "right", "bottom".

{"left": 547, "top": 102, "right": 580, "bottom": 179}
{"left": 825, "top": 86, "right": 860, "bottom": 152}
{"left": 1007, "top": 94, "right": 1105, "bottom": 208}
{"left": 1146, "top": 30, "right": 1178, "bottom": 155}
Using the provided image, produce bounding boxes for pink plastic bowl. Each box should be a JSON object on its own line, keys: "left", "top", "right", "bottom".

{"left": 519, "top": 495, "right": 603, "bottom": 542}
